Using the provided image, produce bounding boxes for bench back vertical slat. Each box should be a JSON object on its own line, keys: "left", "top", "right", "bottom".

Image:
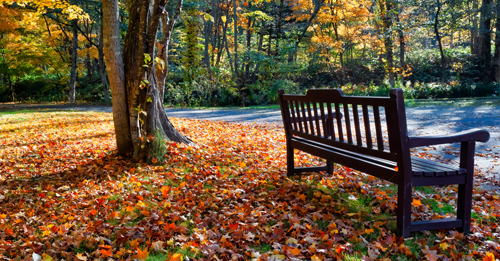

{"left": 373, "top": 106, "right": 384, "bottom": 151}
{"left": 362, "top": 104, "right": 373, "bottom": 149}
{"left": 327, "top": 103, "right": 335, "bottom": 140}
{"left": 294, "top": 101, "right": 303, "bottom": 133}
{"left": 300, "top": 101, "right": 309, "bottom": 134}
{"left": 312, "top": 102, "right": 321, "bottom": 137}
{"left": 352, "top": 104, "right": 363, "bottom": 146}
{"left": 343, "top": 102, "right": 353, "bottom": 144}
{"left": 289, "top": 100, "right": 298, "bottom": 131}
{"left": 306, "top": 102, "right": 315, "bottom": 135}
{"left": 335, "top": 103, "right": 344, "bottom": 142}
{"left": 319, "top": 103, "right": 327, "bottom": 138}
{"left": 386, "top": 105, "right": 397, "bottom": 154}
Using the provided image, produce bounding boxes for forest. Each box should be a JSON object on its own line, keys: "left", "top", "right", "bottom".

{"left": 1, "top": 0, "right": 500, "bottom": 106}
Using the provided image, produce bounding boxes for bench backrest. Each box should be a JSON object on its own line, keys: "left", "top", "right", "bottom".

{"left": 278, "top": 88, "right": 410, "bottom": 164}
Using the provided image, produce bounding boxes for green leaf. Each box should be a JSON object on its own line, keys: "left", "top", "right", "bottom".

{"left": 147, "top": 97, "right": 152, "bottom": 103}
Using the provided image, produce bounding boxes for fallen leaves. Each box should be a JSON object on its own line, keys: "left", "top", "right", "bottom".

{"left": 0, "top": 111, "right": 498, "bottom": 260}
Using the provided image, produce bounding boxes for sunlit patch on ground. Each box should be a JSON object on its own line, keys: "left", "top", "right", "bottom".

{"left": 0, "top": 111, "right": 498, "bottom": 260}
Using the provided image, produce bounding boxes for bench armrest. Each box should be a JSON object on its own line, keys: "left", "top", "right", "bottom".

{"left": 408, "top": 129, "right": 490, "bottom": 148}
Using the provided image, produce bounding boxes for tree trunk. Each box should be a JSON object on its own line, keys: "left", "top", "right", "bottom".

{"left": 99, "top": 25, "right": 110, "bottom": 103}
{"left": 479, "top": 0, "right": 493, "bottom": 81}
{"left": 244, "top": 18, "right": 253, "bottom": 84}
{"left": 233, "top": 0, "right": 239, "bottom": 85}
{"left": 494, "top": 0, "right": 500, "bottom": 81}
{"left": 397, "top": 3, "right": 405, "bottom": 84}
{"left": 434, "top": 0, "right": 447, "bottom": 82}
{"left": 102, "top": 0, "right": 134, "bottom": 155}
{"left": 120, "top": 0, "right": 191, "bottom": 160}
{"left": 69, "top": 19, "right": 78, "bottom": 103}
{"left": 203, "top": 18, "right": 213, "bottom": 77}
{"left": 472, "top": 0, "right": 480, "bottom": 55}
{"left": 379, "top": 0, "right": 395, "bottom": 87}
{"left": 333, "top": 24, "right": 345, "bottom": 85}
{"left": 450, "top": 30, "right": 454, "bottom": 48}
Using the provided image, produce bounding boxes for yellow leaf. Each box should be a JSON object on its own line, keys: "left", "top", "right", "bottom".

{"left": 439, "top": 242, "right": 449, "bottom": 251}
{"left": 42, "top": 230, "right": 51, "bottom": 237}
{"left": 171, "top": 253, "right": 183, "bottom": 261}
{"left": 75, "top": 253, "right": 87, "bottom": 261}
{"left": 42, "top": 254, "right": 54, "bottom": 261}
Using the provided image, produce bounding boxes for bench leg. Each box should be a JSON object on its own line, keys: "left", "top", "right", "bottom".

{"left": 397, "top": 181, "right": 412, "bottom": 238}
{"left": 456, "top": 183, "right": 473, "bottom": 235}
{"left": 287, "top": 147, "right": 294, "bottom": 177}
{"left": 327, "top": 160, "right": 334, "bottom": 175}
{"left": 457, "top": 141, "right": 475, "bottom": 235}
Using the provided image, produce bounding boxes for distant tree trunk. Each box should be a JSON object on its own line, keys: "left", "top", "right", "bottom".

{"left": 244, "top": 18, "right": 253, "bottom": 84}
{"left": 333, "top": 25, "right": 346, "bottom": 85}
{"left": 102, "top": 0, "right": 133, "bottom": 154}
{"left": 379, "top": 0, "right": 395, "bottom": 87}
{"left": 479, "top": 0, "right": 493, "bottom": 81}
{"left": 397, "top": 2, "right": 405, "bottom": 84}
{"left": 252, "top": 20, "right": 265, "bottom": 82}
{"left": 471, "top": 0, "right": 480, "bottom": 55}
{"left": 493, "top": 0, "right": 500, "bottom": 81}
{"left": 203, "top": 16, "right": 212, "bottom": 77}
{"left": 69, "top": 19, "right": 78, "bottom": 103}
{"left": 99, "top": 25, "right": 110, "bottom": 103}
{"left": 434, "top": 0, "right": 447, "bottom": 82}
{"left": 450, "top": 30, "right": 454, "bottom": 48}
{"left": 233, "top": 0, "right": 239, "bottom": 84}
{"left": 275, "top": 0, "right": 285, "bottom": 55}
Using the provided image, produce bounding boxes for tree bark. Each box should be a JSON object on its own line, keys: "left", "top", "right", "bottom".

{"left": 69, "top": 19, "right": 78, "bottom": 103}
{"left": 379, "top": 0, "right": 395, "bottom": 87}
{"left": 102, "top": 0, "right": 134, "bottom": 155}
{"left": 120, "top": 0, "right": 191, "bottom": 159}
{"left": 203, "top": 16, "right": 212, "bottom": 77}
{"left": 99, "top": 24, "right": 110, "bottom": 103}
{"left": 397, "top": 2, "right": 405, "bottom": 84}
{"left": 434, "top": 0, "right": 447, "bottom": 82}
{"left": 479, "top": 0, "right": 493, "bottom": 81}
{"left": 494, "top": 0, "right": 500, "bottom": 81}
{"left": 472, "top": 0, "right": 480, "bottom": 55}
{"left": 233, "top": 0, "right": 239, "bottom": 85}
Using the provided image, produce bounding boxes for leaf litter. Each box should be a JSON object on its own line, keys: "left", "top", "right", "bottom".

{"left": 0, "top": 111, "right": 499, "bottom": 260}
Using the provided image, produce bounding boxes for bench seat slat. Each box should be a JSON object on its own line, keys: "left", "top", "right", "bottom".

{"left": 292, "top": 136, "right": 467, "bottom": 179}
{"left": 291, "top": 130, "right": 397, "bottom": 161}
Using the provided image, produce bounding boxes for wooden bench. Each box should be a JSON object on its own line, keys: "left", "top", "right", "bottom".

{"left": 278, "top": 88, "right": 490, "bottom": 238}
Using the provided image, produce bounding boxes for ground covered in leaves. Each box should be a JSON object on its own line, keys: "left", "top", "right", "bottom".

{"left": 0, "top": 111, "right": 499, "bottom": 261}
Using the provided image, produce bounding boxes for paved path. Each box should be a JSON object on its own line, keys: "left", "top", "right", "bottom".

{"left": 1, "top": 104, "right": 499, "bottom": 181}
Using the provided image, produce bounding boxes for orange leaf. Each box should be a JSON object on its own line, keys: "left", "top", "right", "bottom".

{"left": 99, "top": 249, "right": 112, "bottom": 257}
{"left": 365, "top": 228, "right": 374, "bottom": 235}
{"left": 394, "top": 166, "right": 398, "bottom": 171}
{"left": 412, "top": 199, "right": 422, "bottom": 207}
{"left": 483, "top": 252, "right": 496, "bottom": 261}
{"left": 135, "top": 247, "right": 149, "bottom": 260}
{"left": 152, "top": 158, "right": 158, "bottom": 163}
{"left": 289, "top": 247, "right": 301, "bottom": 256}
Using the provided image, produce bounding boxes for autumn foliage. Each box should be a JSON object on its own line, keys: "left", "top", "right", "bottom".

{"left": 0, "top": 111, "right": 499, "bottom": 260}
